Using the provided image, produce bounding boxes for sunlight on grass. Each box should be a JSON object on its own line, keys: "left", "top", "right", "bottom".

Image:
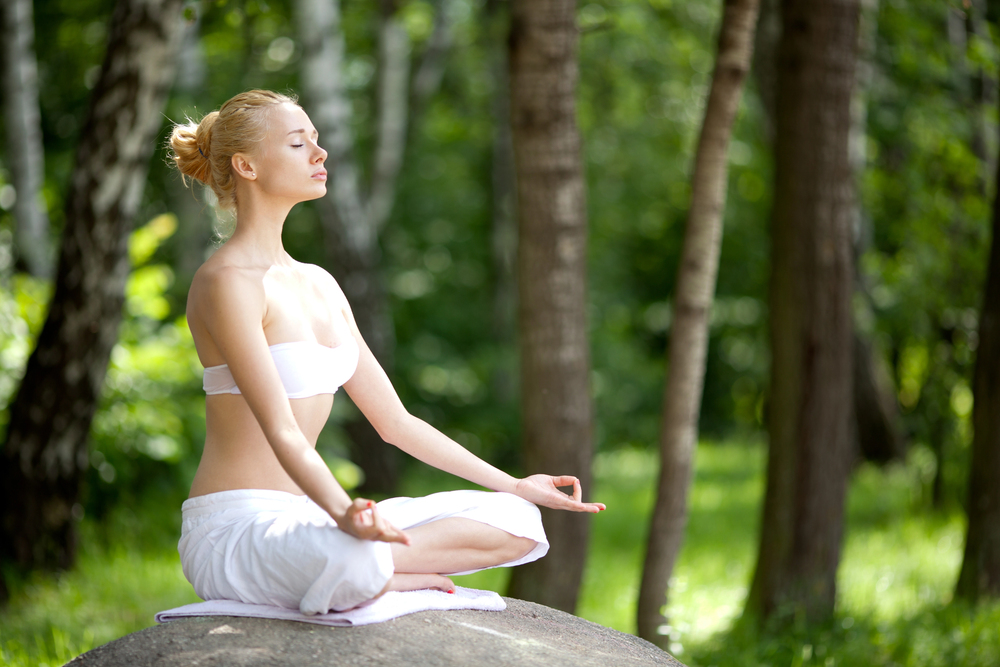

{"left": 0, "top": 499, "right": 199, "bottom": 667}
{"left": 0, "top": 441, "right": 991, "bottom": 666}
{"left": 577, "top": 443, "right": 766, "bottom": 651}
{"left": 575, "top": 442, "right": 974, "bottom": 666}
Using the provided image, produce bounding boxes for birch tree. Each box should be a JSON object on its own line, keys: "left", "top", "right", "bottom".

{"left": 2, "top": 0, "right": 53, "bottom": 277}
{"left": 0, "top": 0, "right": 183, "bottom": 580}
{"left": 295, "top": 0, "right": 453, "bottom": 493}
{"left": 636, "top": 0, "right": 761, "bottom": 645}
{"left": 504, "top": 0, "right": 594, "bottom": 613}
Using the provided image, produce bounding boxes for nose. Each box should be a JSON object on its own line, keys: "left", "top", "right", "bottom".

{"left": 314, "top": 143, "right": 327, "bottom": 163}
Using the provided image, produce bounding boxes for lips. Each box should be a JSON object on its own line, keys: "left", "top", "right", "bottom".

{"left": 312, "top": 170, "right": 328, "bottom": 180}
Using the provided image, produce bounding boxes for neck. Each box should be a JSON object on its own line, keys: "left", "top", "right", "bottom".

{"left": 229, "top": 187, "right": 297, "bottom": 264}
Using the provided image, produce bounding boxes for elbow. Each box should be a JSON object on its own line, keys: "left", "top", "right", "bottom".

{"left": 373, "top": 410, "right": 413, "bottom": 447}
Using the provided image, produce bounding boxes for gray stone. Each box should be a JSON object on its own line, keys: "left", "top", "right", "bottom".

{"left": 65, "top": 598, "right": 685, "bottom": 666}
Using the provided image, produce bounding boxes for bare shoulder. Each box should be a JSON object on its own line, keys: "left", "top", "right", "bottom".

{"left": 191, "top": 260, "right": 265, "bottom": 308}
{"left": 298, "top": 262, "right": 349, "bottom": 307}
{"left": 187, "top": 254, "right": 268, "bottom": 337}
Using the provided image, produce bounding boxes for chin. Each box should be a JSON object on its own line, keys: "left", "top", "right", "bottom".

{"left": 304, "top": 184, "right": 327, "bottom": 201}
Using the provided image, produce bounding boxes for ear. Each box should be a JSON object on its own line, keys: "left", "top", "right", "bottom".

{"left": 231, "top": 153, "right": 257, "bottom": 181}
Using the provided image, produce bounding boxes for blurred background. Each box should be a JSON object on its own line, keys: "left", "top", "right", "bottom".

{"left": 2, "top": 0, "right": 999, "bottom": 665}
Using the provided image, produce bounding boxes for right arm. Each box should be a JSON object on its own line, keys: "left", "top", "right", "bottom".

{"left": 189, "top": 267, "right": 408, "bottom": 544}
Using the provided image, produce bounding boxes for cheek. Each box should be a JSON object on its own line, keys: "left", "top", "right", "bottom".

{"left": 260, "top": 157, "right": 297, "bottom": 188}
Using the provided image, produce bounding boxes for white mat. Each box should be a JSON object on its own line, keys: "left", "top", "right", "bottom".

{"left": 155, "top": 586, "right": 506, "bottom": 627}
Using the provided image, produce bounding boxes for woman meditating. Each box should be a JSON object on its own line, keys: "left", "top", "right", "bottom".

{"left": 168, "top": 90, "right": 604, "bottom": 615}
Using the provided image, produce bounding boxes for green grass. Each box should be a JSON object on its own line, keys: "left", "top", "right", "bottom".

{"left": 0, "top": 496, "right": 200, "bottom": 666}
{"left": 1, "top": 442, "right": 997, "bottom": 666}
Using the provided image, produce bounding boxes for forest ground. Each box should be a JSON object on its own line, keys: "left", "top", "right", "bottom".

{"left": 1, "top": 441, "right": 998, "bottom": 667}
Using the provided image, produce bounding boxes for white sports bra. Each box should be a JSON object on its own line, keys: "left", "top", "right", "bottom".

{"left": 202, "top": 338, "right": 360, "bottom": 399}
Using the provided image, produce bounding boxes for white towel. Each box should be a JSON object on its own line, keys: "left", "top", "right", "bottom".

{"left": 155, "top": 586, "right": 506, "bottom": 627}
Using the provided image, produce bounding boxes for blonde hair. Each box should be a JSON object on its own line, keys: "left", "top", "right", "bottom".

{"left": 168, "top": 90, "right": 298, "bottom": 211}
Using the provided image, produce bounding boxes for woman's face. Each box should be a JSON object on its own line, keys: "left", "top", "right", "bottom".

{"left": 251, "top": 103, "right": 328, "bottom": 204}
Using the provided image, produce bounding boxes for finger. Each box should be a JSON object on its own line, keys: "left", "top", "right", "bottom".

{"left": 557, "top": 499, "right": 606, "bottom": 513}
{"left": 366, "top": 504, "right": 412, "bottom": 546}
{"left": 550, "top": 475, "right": 578, "bottom": 489}
{"left": 369, "top": 502, "right": 389, "bottom": 534}
{"left": 377, "top": 519, "right": 411, "bottom": 546}
{"left": 572, "top": 478, "right": 582, "bottom": 503}
{"left": 385, "top": 525, "right": 412, "bottom": 546}
{"left": 352, "top": 499, "right": 375, "bottom": 528}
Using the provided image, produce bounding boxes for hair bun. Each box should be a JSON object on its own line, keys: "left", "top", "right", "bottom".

{"left": 167, "top": 90, "right": 298, "bottom": 211}
{"left": 169, "top": 113, "right": 215, "bottom": 186}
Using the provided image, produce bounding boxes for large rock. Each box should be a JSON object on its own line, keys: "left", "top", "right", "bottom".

{"left": 65, "top": 598, "right": 685, "bottom": 666}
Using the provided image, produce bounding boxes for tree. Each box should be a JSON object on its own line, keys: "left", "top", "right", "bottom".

{"left": 295, "top": 0, "right": 452, "bottom": 494}
{"left": 954, "top": 74, "right": 1000, "bottom": 603}
{"left": 0, "top": 0, "right": 183, "bottom": 584}
{"left": 745, "top": 0, "right": 860, "bottom": 622}
{"left": 636, "top": 0, "right": 761, "bottom": 645}
{"left": 756, "top": 0, "right": 902, "bottom": 467}
{"left": 504, "top": 0, "right": 593, "bottom": 613}
{"left": 2, "top": 0, "right": 53, "bottom": 277}
{"left": 486, "top": 0, "right": 518, "bottom": 404}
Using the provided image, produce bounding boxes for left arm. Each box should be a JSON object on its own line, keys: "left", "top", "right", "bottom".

{"left": 331, "top": 282, "right": 603, "bottom": 513}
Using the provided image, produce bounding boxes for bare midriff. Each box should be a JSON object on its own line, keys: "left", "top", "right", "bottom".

{"left": 187, "top": 392, "right": 335, "bottom": 498}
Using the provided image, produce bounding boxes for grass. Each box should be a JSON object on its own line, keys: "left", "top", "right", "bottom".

{"left": 1, "top": 441, "right": 997, "bottom": 666}
{"left": 0, "top": 495, "right": 200, "bottom": 667}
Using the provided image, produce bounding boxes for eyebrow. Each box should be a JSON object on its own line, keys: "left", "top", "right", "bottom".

{"left": 286, "top": 128, "right": 318, "bottom": 136}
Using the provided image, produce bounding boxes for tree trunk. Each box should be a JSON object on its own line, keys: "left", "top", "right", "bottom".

{"left": 745, "top": 0, "right": 859, "bottom": 624}
{"left": 295, "top": 0, "right": 403, "bottom": 493}
{"left": 954, "top": 81, "right": 1000, "bottom": 603}
{"left": 1, "top": 0, "right": 53, "bottom": 278}
{"left": 0, "top": 0, "right": 183, "bottom": 580}
{"left": 505, "top": 0, "right": 593, "bottom": 614}
{"left": 755, "top": 0, "right": 899, "bottom": 468}
{"left": 486, "top": 0, "right": 518, "bottom": 404}
{"left": 853, "top": 331, "right": 904, "bottom": 463}
{"left": 636, "top": 0, "right": 761, "bottom": 646}
{"left": 752, "top": 0, "right": 780, "bottom": 142}
{"left": 171, "top": 13, "right": 213, "bottom": 291}
{"left": 410, "top": 0, "right": 455, "bottom": 116}
{"left": 850, "top": 0, "right": 905, "bottom": 465}
{"left": 296, "top": 0, "right": 453, "bottom": 493}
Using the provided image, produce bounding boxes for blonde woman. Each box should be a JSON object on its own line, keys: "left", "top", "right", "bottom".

{"left": 168, "top": 90, "right": 604, "bottom": 615}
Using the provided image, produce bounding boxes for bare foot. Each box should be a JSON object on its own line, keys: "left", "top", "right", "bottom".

{"left": 385, "top": 573, "right": 455, "bottom": 595}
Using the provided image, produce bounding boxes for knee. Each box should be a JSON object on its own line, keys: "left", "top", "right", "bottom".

{"left": 494, "top": 534, "right": 536, "bottom": 564}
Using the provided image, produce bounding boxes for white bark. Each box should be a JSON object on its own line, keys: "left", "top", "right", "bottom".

{"left": 2, "top": 0, "right": 52, "bottom": 277}
{"left": 368, "top": 10, "right": 412, "bottom": 232}
{"left": 411, "top": 0, "right": 455, "bottom": 109}
{"left": 295, "top": 0, "right": 369, "bottom": 253}
{"left": 297, "top": 0, "right": 452, "bottom": 492}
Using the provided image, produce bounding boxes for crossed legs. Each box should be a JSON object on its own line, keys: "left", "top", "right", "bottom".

{"left": 379, "top": 518, "right": 537, "bottom": 595}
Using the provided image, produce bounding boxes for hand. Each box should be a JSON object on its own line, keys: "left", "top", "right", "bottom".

{"left": 336, "top": 497, "right": 412, "bottom": 545}
{"left": 513, "top": 475, "right": 606, "bottom": 513}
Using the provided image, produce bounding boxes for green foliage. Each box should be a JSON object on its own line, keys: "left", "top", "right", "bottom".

{"left": 1, "top": 443, "right": 994, "bottom": 666}
{"left": 84, "top": 214, "right": 205, "bottom": 518}
{"left": 2, "top": 2, "right": 999, "bottom": 662}
{"left": 859, "top": 0, "right": 997, "bottom": 506}
{"left": 0, "top": 495, "right": 199, "bottom": 667}
{"left": 2, "top": 0, "right": 993, "bottom": 485}
{"left": 0, "top": 272, "right": 51, "bottom": 433}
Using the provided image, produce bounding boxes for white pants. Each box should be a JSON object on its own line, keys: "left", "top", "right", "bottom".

{"left": 178, "top": 489, "right": 548, "bottom": 614}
